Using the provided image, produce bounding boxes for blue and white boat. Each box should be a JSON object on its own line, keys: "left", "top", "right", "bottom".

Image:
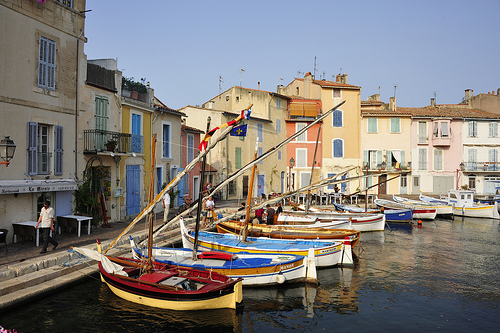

{"left": 333, "top": 202, "right": 413, "bottom": 222}
{"left": 129, "top": 237, "right": 317, "bottom": 287}
{"left": 179, "top": 218, "right": 353, "bottom": 268}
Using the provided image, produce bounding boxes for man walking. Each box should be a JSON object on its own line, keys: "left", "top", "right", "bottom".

{"left": 36, "top": 200, "right": 58, "bottom": 254}
{"left": 162, "top": 191, "right": 171, "bottom": 223}
{"left": 265, "top": 204, "right": 275, "bottom": 225}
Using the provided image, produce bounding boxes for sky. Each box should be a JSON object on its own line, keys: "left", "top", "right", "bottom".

{"left": 83, "top": 0, "right": 500, "bottom": 110}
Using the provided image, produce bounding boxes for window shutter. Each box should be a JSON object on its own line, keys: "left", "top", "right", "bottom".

{"left": 333, "top": 139, "right": 343, "bottom": 157}
{"left": 333, "top": 110, "right": 342, "bottom": 127}
{"left": 235, "top": 147, "right": 241, "bottom": 169}
{"left": 401, "top": 151, "right": 405, "bottom": 167}
{"left": 363, "top": 150, "right": 368, "bottom": 167}
{"left": 276, "top": 119, "right": 281, "bottom": 133}
{"left": 297, "top": 149, "right": 306, "bottom": 167}
{"left": 27, "top": 122, "right": 38, "bottom": 175}
{"left": 258, "top": 147, "right": 263, "bottom": 164}
{"left": 441, "top": 122, "right": 449, "bottom": 137}
{"left": 296, "top": 123, "right": 306, "bottom": 141}
{"left": 327, "top": 173, "right": 336, "bottom": 190}
{"left": 54, "top": 125, "right": 63, "bottom": 175}
{"left": 378, "top": 150, "right": 383, "bottom": 167}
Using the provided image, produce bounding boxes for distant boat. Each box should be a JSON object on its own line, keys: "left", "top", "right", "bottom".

{"left": 374, "top": 198, "right": 437, "bottom": 220}
{"left": 129, "top": 237, "right": 317, "bottom": 287}
{"left": 180, "top": 218, "right": 353, "bottom": 268}
{"left": 332, "top": 202, "right": 413, "bottom": 222}
{"left": 288, "top": 204, "right": 386, "bottom": 232}
{"left": 440, "top": 190, "right": 500, "bottom": 219}
{"left": 393, "top": 194, "right": 453, "bottom": 219}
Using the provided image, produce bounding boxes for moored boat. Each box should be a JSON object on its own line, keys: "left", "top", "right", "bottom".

{"left": 443, "top": 189, "right": 500, "bottom": 219}
{"left": 332, "top": 202, "right": 413, "bottom": 222}
{"left": 393, "top": 194, "right": 452, "bottom": 218}
{"left": 374, "top": 198, "right": 437, "bottom": 220}
{"left": 180, "top": 218, "right": 353, "bottom": 267}
{"left": 129, "top": 237, "right": 317, "bottom": 287}
{"left": 73, "top": 243, "right": 243, "bottom": 310}
{"left": 215, "top": 220, "right": 361, "bottom": 246}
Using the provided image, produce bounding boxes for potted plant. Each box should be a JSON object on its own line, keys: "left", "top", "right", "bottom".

{"left": 105, "top": 139, "right": 117, "bottom": 152}
{"left": 122, "top": 76, "right": 147, "bottom": 99}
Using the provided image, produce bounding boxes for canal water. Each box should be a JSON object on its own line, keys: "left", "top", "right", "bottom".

{"left": 1, "top": 216, "right": 499, "bottom": 332}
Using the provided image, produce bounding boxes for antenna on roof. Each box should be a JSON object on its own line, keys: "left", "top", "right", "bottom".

{"left": 394, "top": 85, "right": 397, "bottom": 98}
{"left": 219, "top": 76, "right": 224, "bottom": 94}
{"left": 434, "top": 91, "right": 437, "bottom": 104}
{"left": 239, "top": 67, "right": 245, "bottom": 86}
{"left": 313, "top": 56, "right": 317, "bottom": 79}
{"left": 279, "top": 77, "right": 283, "bottom": 86}
{"left": 296, "top": 70, "right": 303, "bottom": 78}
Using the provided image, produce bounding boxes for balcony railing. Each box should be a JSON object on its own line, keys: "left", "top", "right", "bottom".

{"left": 83, "top": 130, "right": 143, "bottom": 154}
{"left": 463, "top": 162, "right": 500, "bottom": 172}
{"left": 431, "top": 135, "right": 451, "bottom": 146}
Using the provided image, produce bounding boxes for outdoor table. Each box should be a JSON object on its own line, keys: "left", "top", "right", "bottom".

{"left": 12, "top": 221, "right": 52, "bottom": 247}
{"left": 61, "top": 215, "right": 92, "bottom": 237}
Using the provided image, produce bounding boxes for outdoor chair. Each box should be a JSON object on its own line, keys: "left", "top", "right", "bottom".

{"left": 0, "top": 228, "right": 8, "bottom": 253}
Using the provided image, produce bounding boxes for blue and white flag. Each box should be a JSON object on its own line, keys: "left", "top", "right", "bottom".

{"left": 242, "top": 108, "right": 252, "bottom": 120}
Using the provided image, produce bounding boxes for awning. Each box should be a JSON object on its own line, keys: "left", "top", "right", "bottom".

{"left": 0, "top": 179, "right": 78, "bottom": 195}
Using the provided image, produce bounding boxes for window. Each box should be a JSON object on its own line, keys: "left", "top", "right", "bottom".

{"left": 418, "top": 121, "right": 427, "bottom": 143}
{"left": 278, "top": 150, "right": 281, "bottom": 160}
{"left": 332, "top": 110, "right": 343, "bottom": 127}
{"left": 489, "top": 149, "right": 498, "bottom": 171}
{"left": 27, "top": 122, "right": 63, "bottom": 176}
{"left": 332, "top": 89, "right": 341, "bottom": 98}
{"left": 296, "top": 123, "right": 307, "bottom": 141}
{"left": 258, "top": 147, "right": 263, "bottom": 164}
{"left": 434, "top": 148, "right": 443, "bottom": 170}
{"left": 418, "top": 148, "right": 427, "bottom": 170}
{"left": 95, "top": 96, "right": 108, "bottom": 150}
{"left": 57, "top": 0, "right": 73, "bottom": 7}
{"left": 296, "top": 149, "right": 307, "bottom": 167}
{"left": 367, "top": 118, "right": 377, "bottom": 133}
{"left": 38, "top": 37, "right": 56, "bottom": 90}
{"left": 276, "top": 119, "right": 281, "bottom": 133}
{"left": 333, "top": 139, "right": 343, "bottom": 158}
{"left": 276, "top": 99, "right": 281, "bottom": 110}
{"left": 468, "top": 175, "right": 476, "bottom": 190}
{"left": 235, "top": 147, "right": 242, "bottom": 169}
{"left": 441, "top": 122, "right": 449, "bottom": 137}
{"left": 363, "top": 150, "right": 382, "bottom": 169}
{"left": 257, "top": 123, "right": 263, "bottom": 142}
{"left": 187, "top": 134, "right": 194, "bottom": 163}
{"left": 468, "top": 149, "right": 477, "bottom": 171}
{"left": 468, "top": 121, "right": 477, "bottom": 137}
{"left": 413, "top": 176, "right": 420, "bottom": 187}
{"left": 390, "top": 118, "right": 401, "bottom": 133}
{"left": 489, "top": 122, "right": 498, "bottom": 137}
{"left": 162, "top": 123, "right": 171, "bottom": 158}
{"left": 400, "top": 175, "right": 408, "bottom": 187}
{"left": 433, "top": 122, "right": 439, "bottom": 137}
{"left": 327, "top": 173, "right": 336, "bottom": 190}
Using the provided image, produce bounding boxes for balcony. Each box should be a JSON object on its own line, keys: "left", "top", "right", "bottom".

{"left": 431, "top": 135, "right": 451, "bottom": 146}
{"left": 83, "top": 130, "right": 143, "bottom": 155}
{"left": 463, "top": 162, "right": 500, "bottom": 172}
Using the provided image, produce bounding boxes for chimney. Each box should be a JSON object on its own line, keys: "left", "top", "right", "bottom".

{"left": 497, "top": 88, "right": 500, "bottom": 96}
{"left": 258, "top": 82, "right": 260, "bottom": 90}
{"left": 341, "top": 73, "right": 348, "bottom": 84}
{"left": 465, "top": 89, "right": 473, "bottom": 108}
{"left": 336, "top": 74, "right": 342, "bottom": 83}
{"left": 277, "top": 85, "right": 284, "bottom": 95}
{"left": 389, "top": 97, "right": 396, "bottom": 111}
{"left": 207, "top": 101, "right": 214, "bottom": 109}
{"left": 304, "top": 72, "right": 313, "bottom": 98}
{"left": 430, "top": 98, "right": 435, "bottom": 107}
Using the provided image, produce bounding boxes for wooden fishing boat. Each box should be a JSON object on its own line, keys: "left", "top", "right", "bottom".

{"left": 332, "top": 202, "right": 413, "bottom": 222}
{"left": 374, "top": 198, "right": 437, "bottom": 220}
{"left": 180, "top": 218, "right": 353, "bottom": 267}
{"left": 73, "top": 243, "right": 243, "bottom": 310}
{"left": 215, "top": 220, "right": 361, "bottom": 246}
{"left": 276, "top": 212, "right": 352, "bottom": 229}
{"left": 393, "top": 194, "right": 453, "bottom": 218}
{"left": 287, "top": 204, "right": 386, "bottom": 231}
{"left": 129, "top": 237, "right": 318, "bottom": 287}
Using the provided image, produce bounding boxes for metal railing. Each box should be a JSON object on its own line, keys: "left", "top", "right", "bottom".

{"left": 464, "top": 162, "right": 500, "bottom": 172}
{"left": 83, "top": 130, "right": 143, "bottom": 154}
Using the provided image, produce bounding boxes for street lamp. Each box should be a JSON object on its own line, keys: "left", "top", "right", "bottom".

{"left": 289, "top": 157, "right": 295, "bottom": 192}
{"left": 0, "top": 136, "right": 16, "bottom": 167}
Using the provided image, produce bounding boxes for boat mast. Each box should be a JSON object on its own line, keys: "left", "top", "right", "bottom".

{"left": 147, "top": 134, "right": 157, "bottom": 272}
{"left": 243, "top": 141, "right": 259, "bottom": 242}
{"left": 305, "top": 123, "right": 322, "bottom": 213}
{"left": 193, "top": 116, "right": 211, "bottom": 260}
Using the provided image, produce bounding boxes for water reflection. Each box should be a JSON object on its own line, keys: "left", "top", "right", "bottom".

{"left": 2, "top": 217, "right": 500, "bottom": 332}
